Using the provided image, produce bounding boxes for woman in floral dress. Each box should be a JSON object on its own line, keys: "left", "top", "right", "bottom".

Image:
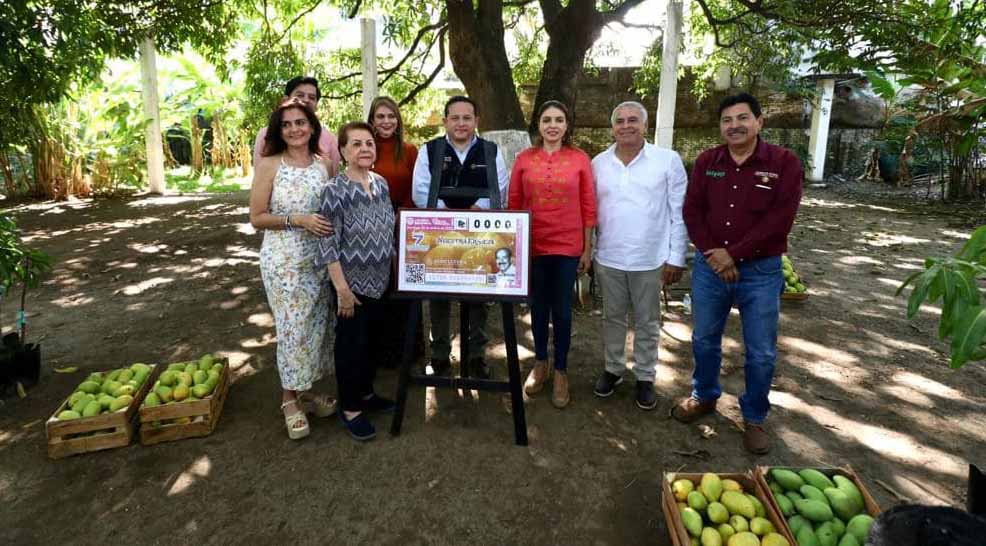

{"left": 249, "top": 98, "right": 338, "bottom": 440}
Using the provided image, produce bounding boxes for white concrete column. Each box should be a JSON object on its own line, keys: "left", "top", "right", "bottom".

{"left": 361, "top": 18, "right": 378, "bottom": 119}
{"left": 654, "top": 0, "right": 683, "bottom": 148}
{"left": 807, "top": 78, "right": 835, "bottom": 182}
{"left": 140, "top": 36, "right": 165, "bottom": 194}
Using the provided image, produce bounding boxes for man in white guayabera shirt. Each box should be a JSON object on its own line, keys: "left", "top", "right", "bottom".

{"left": 590, "top": 101, "right": 689, "bottom": 411}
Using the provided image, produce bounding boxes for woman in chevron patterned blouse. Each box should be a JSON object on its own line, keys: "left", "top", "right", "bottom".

{"left": 315, "top": 121, "right": 396, "bottom": 442}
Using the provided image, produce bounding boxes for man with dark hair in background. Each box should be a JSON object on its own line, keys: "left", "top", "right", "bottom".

{"left": 253, "top": 76, "right": 340, "bottom": 176}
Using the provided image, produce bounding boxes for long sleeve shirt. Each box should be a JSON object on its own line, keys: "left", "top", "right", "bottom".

{"left": 591, "top": 143, "right": 689, "bottom": 271}
{"left": 683, "top": 138, "right": 802, "bottom": 261}
{"left": 508, "top": 146, "right": 597, "bottom": 257}
{"left": 373, "top": 136, "right": 418, "bottom": 211}
{"left": 411, "top": 135, "right": 509, "bottom": 210}
{"left": 314, "top": 173, "right": 395, "bottom": 298}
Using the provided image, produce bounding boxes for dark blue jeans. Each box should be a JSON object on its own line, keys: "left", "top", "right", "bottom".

{"left": 531, "top": 255, "right": 579, "bottom": 371}
{"left": 690, "top": 253, "right": 783, "bottom": 424}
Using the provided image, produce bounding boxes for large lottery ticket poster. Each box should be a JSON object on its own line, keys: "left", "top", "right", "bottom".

{"left": 396, "top": 209, "right": 531, "bottom": 299}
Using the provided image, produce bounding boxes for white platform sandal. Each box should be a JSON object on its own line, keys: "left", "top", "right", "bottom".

{"left": 299, "top": 391, "right": 338, "bottom": 418}
{"left": 281, "top": 399, "right": 310, "bottom": 440}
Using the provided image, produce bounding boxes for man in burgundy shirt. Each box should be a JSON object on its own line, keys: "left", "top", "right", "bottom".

{"left": 672, "top": 93, "right": 802, "bottom": 455}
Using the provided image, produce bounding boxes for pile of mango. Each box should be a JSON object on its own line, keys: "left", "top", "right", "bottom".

{"left": 144, "top": 354, "right": 223, "bottom": 409}
{"left": 672, "top": 473, "right": 790, "bottom": 546}
{"left": 782, "top": 256, "right": 807, "bottom": 294}
{"left": 56, "top": 363, "right": 153, "bottom": 420}
{"left": 765, "top": 468, "right": 874, "bottom": 546}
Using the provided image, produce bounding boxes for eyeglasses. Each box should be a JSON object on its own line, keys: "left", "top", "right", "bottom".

{"left": 281, "top": 119, "right": 309, "bottom": 130}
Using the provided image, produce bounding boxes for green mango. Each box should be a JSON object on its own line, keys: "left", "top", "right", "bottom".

{"left": 82, "top": 400, "right": 102, "bottom": 417}
{"left": 191, "top": 384, "right": 210, "bottom": 398}
{"left": 86, "top": 372, "right": 104, "bottom": 383}
{"left": 746, "top": 494, "right": 766, "bottom": 518}
{"left": 823, "top": 488, "right": 858, "bottom": 520}
{"left": 688, "top": 491, "right": 709, "bottom": 512}
{"left": 700, "top": 473, "right": 724, "bottom": 503}
{"left": 770, "top": 469, "right": 805, "bottom": 492}
{"left": 845, "top": 514, "right": 874, "bottom": 543}
{"left": 728, "top": 532, "right": 760, "bottom": 546}
{"left": 717, "top": 524, "right": 735, "bottom": 542}
{"left": 700, "top": 527, "right": 722, "bottom": 546}
{"left": 707, "top": 502, "right": 729, "bottom": 524}
{"left": 775, "top": 492, "right": 795, "bottom": 516}
{"left": 787, "top": 515, "right": 808, "bottom": 535}
{"left": 107, "top": 369, "right": 122, "bottom": 382}
{"left": 799, "top": 485, "right": 828, "bottom": 504}
{"left": 98, "top": 394, "right": 115, "bottom": 410}
{"left": 177, "top": 371, "right": 193, "bottom": 387}
{"left": 749, "top": 517, "right": 774, "bottom": 536}
{"left": 768, "top": 481, "right": 784, "bottom": 495}
{"left": 830, "top": 518, "right": 846, "bottom": 538}
{"left": 722, "top": 491, "right": 756, "bottom": 519}
{"left": 173, "top": 384, "right": 190, "bottom": 402}
{"left": 133, "top": 369, "right": 149, "bottom": 387}
{"left": 156, "top": 385, "right": 174, "bottom": 403}
{"left": 130, "top": 362, "right": 151, "bottom": 374}
{"left": 110, "top": 394, "right": 133, "bottom": 412}
{"left": 68, "top": 391, "right": 87, "bottom": 407}
{"left": 832, "top": 475, "right": 865, "bottom": 515}
{"left": 762, "top": 533, "right": 791, "bottom": 546}
{"left": 795, "top": 499, "right": 834, "bottom": 523}
{"left": 58, "top": 410, "right": 82, "bottom": 420}
{"left": 117, "top": 369, "right": 133, "bottom": 383}
{"left": 796, "top": 525, "right": 819, "bottom": 546}
{"left": 729, "top": 515, "right": 749, "bottom": 533}
{"left": 78, "top": 380, "right": 101, "bottom": 394}
{"left": 836, "top": 532, "right": 859, "bottom": 546}
{"left": 113, "top": 384, "right": 135, "bottom": 397}
{"left": 184, "top": 363, "right": 197, "bottom": 375}
{"left": 673, "top": 479, "right": 695, "bottom": 501}
{"left": 210, "top": 363, "right": 224, "bottom": 375}
{"left": 199, "top": 353, "right": 215, "bottom": 368}
{"left": 167, "top": 362, "right": 187, "bottom": 373}
{"left": 144, "top": 393, "right": 161, "bottom": 407}
{"left": 681, "top": 507, "right": 703, "bottom": 537}
{"left": 799, "top": 469, "right": 836, "bottom": 491}
{"left": 160, "top": 371, "right": 178, "bottom": 387}
{"left": 192, "top": 370, "right": 208, "bottom": 385}
{"left": 71, "top": 394, "right": 95, "bottom": 414}
{"left": 816, "top": 522, "right": 837, "bottom": 546}
{"left": 785, "top": 491, "right": 804, "bottom": 503}
{"left": 101, "top": 379, "right": 121, "bottom": 395}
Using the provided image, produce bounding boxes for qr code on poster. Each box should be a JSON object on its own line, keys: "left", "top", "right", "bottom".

{"left": 405, "top": 264, "right": 425, "bottom": 284}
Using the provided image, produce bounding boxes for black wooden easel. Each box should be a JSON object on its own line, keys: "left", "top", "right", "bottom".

{"left": 389, "top": 296, "right": 528, "bottom": 445}
{"left": 390, "top": 140, "right": 528, "bottom": 445}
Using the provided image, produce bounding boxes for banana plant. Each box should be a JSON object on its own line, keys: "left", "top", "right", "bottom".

{"left": 898, "top": 225, "right": 986, "bottom": 369}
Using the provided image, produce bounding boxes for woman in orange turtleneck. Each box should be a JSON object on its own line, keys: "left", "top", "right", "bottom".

{"left": 368, "top": 96, "right": 422, "bottom": 366}
{"left": 368, "top": 96, "right": 418, "bottom": 211}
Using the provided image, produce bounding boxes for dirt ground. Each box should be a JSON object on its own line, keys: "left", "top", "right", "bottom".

{"left": 1, "top": 183, "right": 984, "bottom": 546}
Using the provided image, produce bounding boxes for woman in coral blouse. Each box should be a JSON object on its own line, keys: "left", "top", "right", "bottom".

{"left": 508, "top": 100, "right": 597, "bottom": 408}
{"left": 368, "top": 96, "right": 418, "bottom": 211}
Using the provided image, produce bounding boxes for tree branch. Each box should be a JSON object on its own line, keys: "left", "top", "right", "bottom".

{"left": 400, "top": 28, "right": 447, "bottom": 107}
{"left": 273, "top": 0, "right": 323, "bottom": 43}
{"left": 347, "top": 0, "right": 364, "bottom": 19}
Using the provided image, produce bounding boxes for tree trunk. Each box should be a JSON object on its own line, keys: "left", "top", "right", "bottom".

{"left": 528, "top": 0, "right": 602, "bottom": 134}
{"left": 445, "top": 0, "right": 526, "bottom": 131}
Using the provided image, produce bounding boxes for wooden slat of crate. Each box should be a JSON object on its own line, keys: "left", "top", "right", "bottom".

{"left": 660, "top": 482, "right": 685, "bottom": 546}
{"left": 661, "top": 471, "right": 797, "bottom": 546}
{"left": 46, "top": 365, "right": 158, "bottom": 459}
{"left": 754, "top": 465, "right": 882, "bottom": 540}
{"left": 138, "top": 358, "right": 230, "bottom": 446}
{"left": 781, "top": 291, "right": 809, "bottom": 301}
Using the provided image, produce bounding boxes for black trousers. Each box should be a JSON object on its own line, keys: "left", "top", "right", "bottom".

{"left": 334, "top": 294, "right": 383, "bottom": 412}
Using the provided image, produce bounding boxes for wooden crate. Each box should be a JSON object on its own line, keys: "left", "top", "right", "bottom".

{"left": 754, "top": 465, "right": 882, "bottom": 540}
{"left": 138, "top": 358, "right": 230, "bottom": 446}
{"left": 45, "top": 365, "right": 158, "bottom": 459}
{"left": 781, "top": 291, "right": 809, "bottom": 301}
{"left": 662, "top": 471, "right": 796, "bottom": 546}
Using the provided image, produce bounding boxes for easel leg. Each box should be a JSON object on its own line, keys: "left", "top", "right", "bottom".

{"left": 390, "top": 300, "right": 420, "bottom": 436}
{"left": 459, "top": 301, "right": 470, "bottom": 378}
{"left": 501, "top": 302, "right": 528, "bottom": 446}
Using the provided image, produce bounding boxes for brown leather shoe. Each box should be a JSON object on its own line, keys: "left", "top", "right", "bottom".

{"left": 524, "top": 360, "right": 551, "bottom": 396}
{"left": 670, "top": 397, "right": 717, "bottom": 423}
{"left": 743, "top": 422, "right": 770, "bottom": 455}
{"left": 551, "top": 371, "right": 570, "bottom": 409}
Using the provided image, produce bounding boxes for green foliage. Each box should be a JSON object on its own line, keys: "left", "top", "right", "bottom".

{"left": 0, "top": 215, "right": 53, "bottom": 295}
{"left": 898, "top": 225, "right": 986, "bottom": 369}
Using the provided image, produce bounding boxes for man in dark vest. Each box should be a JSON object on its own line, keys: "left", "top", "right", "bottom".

{"left": 412, "top": 95, "right": 510, "bottom": 379}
